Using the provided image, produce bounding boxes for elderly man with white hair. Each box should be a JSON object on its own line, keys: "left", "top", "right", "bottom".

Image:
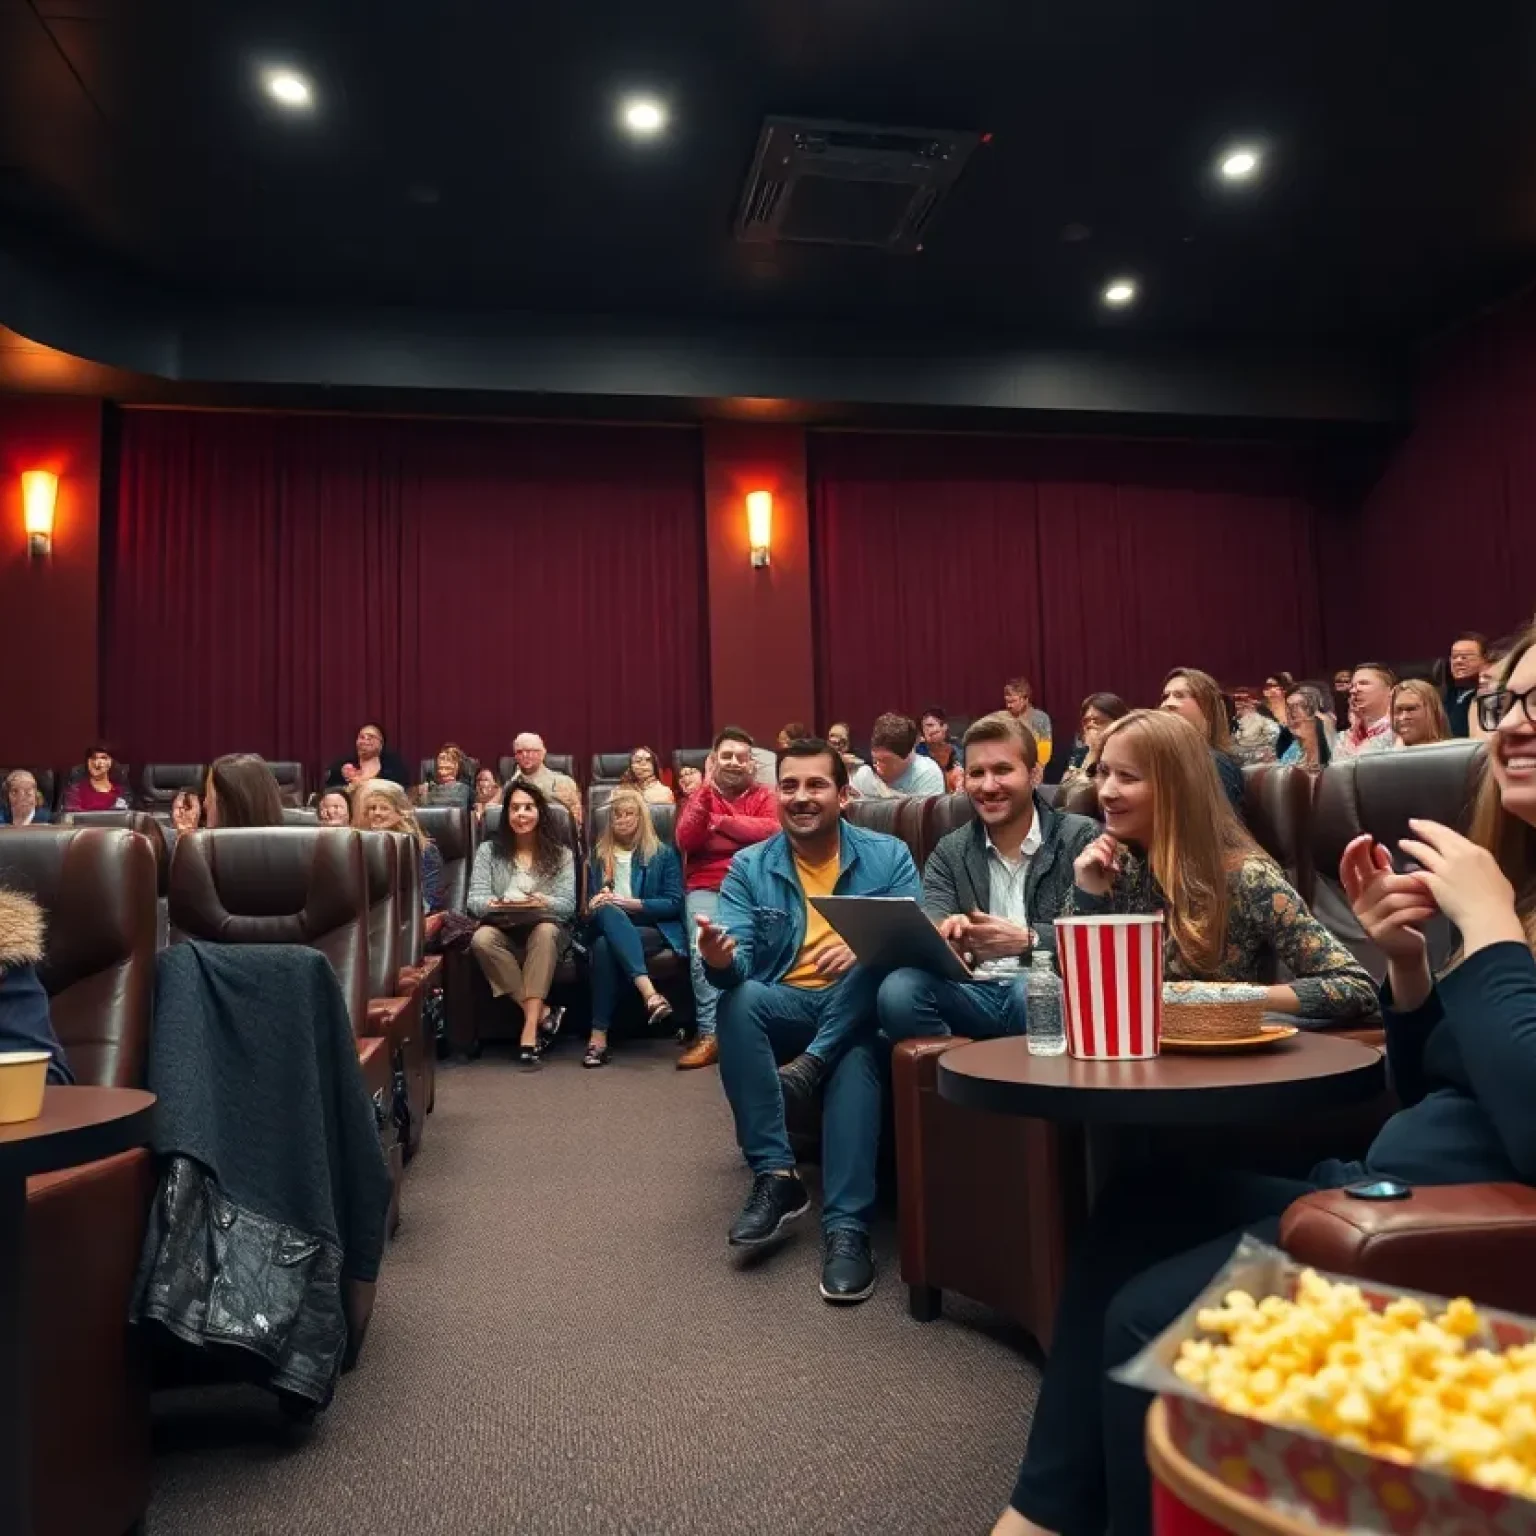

{"left": 509, "top": 733, "right": 582, "bottom": 826}
{"left": 0, "top": 770, "right": 51, "bottom": 826}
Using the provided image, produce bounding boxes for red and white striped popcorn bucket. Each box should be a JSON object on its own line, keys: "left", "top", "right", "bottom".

{"left": 1056, "top": 913, "right": 1166, "bottom": 1060}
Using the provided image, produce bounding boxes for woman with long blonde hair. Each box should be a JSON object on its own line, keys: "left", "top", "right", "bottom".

{"left": 994, "top": 644, "right": 1536, "bottom": 1536}
{"left": 1072, "top": 709, "right": 1373, "bottom": 1016}
{"left": 1390, "top": 678, "right": 1451, "bottom": 747}
{"left": 582, "top": 788, "right": 685, "bottom": 1067}
{"left": 357, "top": 779, "right": 445, "bottom": 938}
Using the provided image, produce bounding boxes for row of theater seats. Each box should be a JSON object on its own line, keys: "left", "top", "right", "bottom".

{"left": 890, "top": 738, "right": 1536, "bottom": 1353}
{"left": 0, "top": 819, "right": 444, "bottom": 1536}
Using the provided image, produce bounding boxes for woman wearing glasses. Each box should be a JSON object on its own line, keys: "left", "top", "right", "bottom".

{"left": 992, "top": 627, "right": 1536, "bottom": 1536}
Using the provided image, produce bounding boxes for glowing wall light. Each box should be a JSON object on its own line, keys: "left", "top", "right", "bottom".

{"left": 21, "top": 470, "right": 58, "bottom": 558}
{"left": 746, "top": 489, "right": 773, "bottom": 568}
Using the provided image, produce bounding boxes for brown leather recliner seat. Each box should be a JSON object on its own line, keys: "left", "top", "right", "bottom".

{"left": 417, "top": 804, "right": 476, "bottom": 1055}
{"left": 589, "top": 753, "right": 633, "bottom": 785}
{"left": 59, "top": 811, "right": 171, "bottom": 946}
{"left": 844, "top": 795, "right": 928, "bottom": 867}
{"left": 168, "top": 827, "right": 402, "bottom": 1232}
{"left": 393, "top": 829, "right": 440, "bottom": 1114}
{"left": 138, "top": 763, "right": 205, "bottom": 810}
{"left": 0, "top": 826, "right": 158, "bottom": 1536}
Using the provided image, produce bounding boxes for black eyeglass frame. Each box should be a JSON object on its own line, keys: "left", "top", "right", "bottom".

{"left": 1476, "top": 686, "right": 1536, "bottom": 732}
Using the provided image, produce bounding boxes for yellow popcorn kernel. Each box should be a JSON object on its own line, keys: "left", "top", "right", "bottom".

{"left": 1441, "top": 1297, "right": 1482, "bottom": 1338}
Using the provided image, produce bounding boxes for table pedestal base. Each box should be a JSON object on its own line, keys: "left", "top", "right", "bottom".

{"left": 1, "top": 1173, "right": 31, "bottom": 1536}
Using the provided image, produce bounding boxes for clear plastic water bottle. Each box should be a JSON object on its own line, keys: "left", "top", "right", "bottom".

{"left": 1026, "top": 950, "right": 1067, "bottom": 1056}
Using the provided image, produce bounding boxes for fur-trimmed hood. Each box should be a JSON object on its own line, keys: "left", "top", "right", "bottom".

{"left": 0, "top": 889, "right": 46, "bottom": 970}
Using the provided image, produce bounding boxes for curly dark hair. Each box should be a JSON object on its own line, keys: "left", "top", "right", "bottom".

{"left": 495, "top": 778, "right": 567, "bottom": 876}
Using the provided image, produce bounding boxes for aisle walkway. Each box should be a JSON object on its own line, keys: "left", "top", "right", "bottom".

{"left": 148, "top": 1041, "right": 1039, "bottom": 1535}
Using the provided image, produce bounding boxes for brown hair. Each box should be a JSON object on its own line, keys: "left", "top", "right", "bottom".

{"left": 204, "top": 753, "right": 285, "bottom": 828}
{"left": 1080, "top": 693, "right": 1130, "bottom": 725}
{"left": 1162, "top": 668, "right": 1233, "bottom": 753}
{"left": 1352, "top": 661, "right": 1398, "bottom": 688}
{"left": 1467, "top": 625, "right": 1536, "bottom": 948}
{"left": 1099, "top": 710, "right": 1265, "bottom": 973}
{"left": 1391, "top": 680, "right": 1451, "bottom": 744}
{"left": 961, "top": 710, "right": 1039, "bottom": 770}
{"left": 619, "top": 746, "right": 664, "bottom": 791}
{"left": 870, "top": 712, "right": 919, "bottom": 757}
{"left": 432, "top": 743, "right": 467, "bottom": 782}
{"left": 1004, "top": 677, "right": 1034, "bottom": 699}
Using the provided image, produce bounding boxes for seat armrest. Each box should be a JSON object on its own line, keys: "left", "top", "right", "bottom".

{"left": 891, "top": 1037, "right": 973, "bottom": 1283}
{"left": 364, "top": 995, "right": 411, "bottom": 1044}
{"left": 891, "top": 1035, "right": 973, "bottom": 1097}
{"left": 1281, "top": 1182, "right": 1536, "bottom": 1313}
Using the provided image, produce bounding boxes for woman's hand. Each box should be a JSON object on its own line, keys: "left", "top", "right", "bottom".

{"left": 1339, "top": 834, "right": 1436, "bottom": 964}
{"left": 589, "top": 890, "right": 611, "bottom": 910}
{"left": 1398, "top": 819, "right": 1525, "bottom": 957}
{"left": 1073, "top": 833, "right": 1121, "bottom": 897}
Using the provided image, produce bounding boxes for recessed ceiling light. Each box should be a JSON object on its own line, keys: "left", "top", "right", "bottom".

{"left": 1219, "top": 146, "right": 1262, "bottom": 181}
{"left": 261, "top": 66, "right": 314, "bottom": 110}
{"left": 1102, "top": 278, "right": 1138, "bottom": 308}
{"left": 620, "top": 96, "right": 667, "bottom": 137}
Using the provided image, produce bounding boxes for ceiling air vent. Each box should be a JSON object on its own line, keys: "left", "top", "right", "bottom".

{"left": 734, "top": 117, "right": 980, "bottom": 253}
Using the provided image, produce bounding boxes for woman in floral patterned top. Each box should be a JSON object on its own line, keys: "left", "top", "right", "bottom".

{"left": 1070, "top": 709, "right": 1376, "bottom": 1020}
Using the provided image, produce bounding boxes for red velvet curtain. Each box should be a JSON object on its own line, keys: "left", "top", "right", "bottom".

{"left": 812, "top": 432, "right": 1329, "bottom": 734}
{"left": 104, "top": 411, "right": 710, "bottom": 771}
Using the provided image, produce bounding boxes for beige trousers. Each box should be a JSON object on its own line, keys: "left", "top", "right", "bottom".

{"left": 471, "top": 922, "right": 560, "bottom": 1002}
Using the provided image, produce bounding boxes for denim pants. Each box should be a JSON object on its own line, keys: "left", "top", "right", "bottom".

{"left": 684, "top": 888, "right": 720, "bottom": 1035}
{"left": 587, "top": 902, "right": 666, "bottom": 1030}
{"left": 876, "top": 966, "right": 1026, "bottom": 1043}
{"left": 716, "top": 970, "right": 882, "bottom": 1235}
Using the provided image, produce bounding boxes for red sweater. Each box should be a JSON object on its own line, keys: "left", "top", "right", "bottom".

{"left": 674, "top": 782, "right": 779, "bottom": 892}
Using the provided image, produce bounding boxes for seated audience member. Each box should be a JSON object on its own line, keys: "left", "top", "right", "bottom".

{"left": 1444, "top": 632, "right": 1488, "bottom": 737}
{"left": 850, "top": 713, "right": 946, "bottom": 800}
{"left": 915, "top": 707, "right": 964, "bottom": 792}
{"left": 1260, "top": 672, "right": 1295, "bottom": 727}
{"left": 358, "top": 780, "right": 445, "bottom": 938}
{"left": 1332, "top": 666, "right": 1354, "bottom": 722}
{"left": 696, "top": 738, "right": 920, "bottom": 1303}
{"left": 62, "top": 745, "right": 128, "bottom": 813}
{"left": 879, "top": 713, "right": 1097, "bottom": 1042}
{"left": 203, "top": 753, "right": 286, "bottom": 828}
{"left": 675, "top": 761, "right": 704, "bottom": 799}
{"left": 674, "top": 729, "right": 779, "bottom": 1069}
{"left": 1159, "top": 668, "right": 1244, "bottom": 810}
{"left": 467, "top": 781, "right": 576, "bottom": 1064}
{"left": 1072, "top": 710, "right": 1375, "bottom": 1016}
{"left": 583, "top": 788, "right": 684, "bottom": 1067}
{"left": 1057, "top": 693, "right": 1129, "bottom": 792}
{"left": 325, "top": 721, "right": 410, "bottom": 791}
{"left": 317, "top": 788, "right": 353, "bottom": 826}
{"left": 422, "top": 743, "right": 473, "bottom": 808}
{"left": 619, "top": 746, "right": 674, "bottom": 806}
{"left": 1334, "top": 662, "right": 1399, "bottom": 758}
{"left": 992, "top": 629, "right": 1536, "bottom": 1536}
{"left": 751, "top": 745, "right": 778, "bottom": 786}
{"left": 1003, "top": 677, "right": 1054, "bottom": 764}
{"left": 510, "top": 732, "right": 583, "bottom": 827}
{"left": 471, "top": 766, "right": 502, "bottom": 822}
{"left": 169, "top": 788, "right": 202, "bottom": 835}
{"left": 1279, "top": 683, "right": 1335, "bottom": 770}
{"left": 1230, "top": 686, "right": 1281, "bottom": 765}
{"left": 0, "top": 769, "right": 51, "bottom": 826}
{"left": 0, "top": 887, "right": 73, "bottom": 1083}
{"left": 1469, "top": 642, "right": 1512, "bottom": 743}
{"left": 1392, "top": 678, "right": 1452, "bottom": 747}
{"left": 776, "top": 722, "right": 812, "bottom": 750}
{"left": 826, "top": 722, "right": 865, "bottom": 771}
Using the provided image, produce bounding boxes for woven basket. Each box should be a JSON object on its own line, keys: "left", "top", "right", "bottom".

{"left": 1162, "top": 982, "right": 1269, "bottom": 1042}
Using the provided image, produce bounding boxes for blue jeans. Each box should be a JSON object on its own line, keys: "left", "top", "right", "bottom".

{"left": 685, "top": 888, "right": 720, "bottom": 1035}
{"left": 876, "top": 966, "right": 1026, "bottom": 1042}
{"left": 716, "top": 974, "right": 882, "bottom": 1235}
{"left": 587, "top": 903, "right": 667, "bottom": 1031}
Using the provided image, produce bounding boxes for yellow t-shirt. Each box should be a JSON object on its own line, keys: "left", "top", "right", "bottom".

{"left": 782, "top": 849, "right": 842, "bottom": 990}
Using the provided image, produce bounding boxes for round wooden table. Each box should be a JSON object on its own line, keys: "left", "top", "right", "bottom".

{"left": 937, "top": 1033, "right": 1386, "bottom": 1125}
{"left": 0, "top": 1085, "right": 155, "bottom": 1536}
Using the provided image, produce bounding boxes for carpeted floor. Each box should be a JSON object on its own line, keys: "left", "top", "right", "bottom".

{"left": 147, "top": 1039, "right": 1040, "bottom": 1535}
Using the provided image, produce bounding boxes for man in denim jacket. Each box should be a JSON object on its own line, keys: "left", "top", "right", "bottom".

{"left": 696, "top": 738, "right": 919, "bottom": 1305}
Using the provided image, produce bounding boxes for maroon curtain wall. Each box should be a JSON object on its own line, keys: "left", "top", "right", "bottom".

{"left": 104, "top": 411, "right": 710, "bottom": 771}
{"left": 1322, "top": 290, "right": 1536, "bottom": 664}
{"left": 812, "top": 432, "right": 1328, "bottom": 735}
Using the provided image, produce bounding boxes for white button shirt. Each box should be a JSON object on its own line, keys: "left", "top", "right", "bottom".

{"left": 978, "top": 816, "right": 1043, "bottom": 977}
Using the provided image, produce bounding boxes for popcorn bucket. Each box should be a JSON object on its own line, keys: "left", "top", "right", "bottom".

{"left": 1056, "top": 913, "right": 1165, "bottom": 1060}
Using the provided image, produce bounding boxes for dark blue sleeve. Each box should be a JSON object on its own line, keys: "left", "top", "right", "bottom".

{"left": 587, "top": 853, "right": 604, "bottom": 902}
{"left": 637, "top": 846, "right": 683, "bottom": 921}
{"left": 0, "top": 963, "right": 73, "bottom": 1085}
{"left": 421, "top": 841, "right": 444, "bottom": 914}
{"left": 1378, "top": 976, "right": 1443, "bottom": 1108}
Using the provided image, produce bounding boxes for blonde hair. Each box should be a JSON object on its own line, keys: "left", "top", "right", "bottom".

{"left": 1467, "top": 626, "right": 1536, "bottom": 948}
{"left": 595, "top": 787, "right": 659, "bottom": 880}
{"left": 1391, "top": 680, "right": 1451, "bottom": 744}
{"left": 1100, "top": 710, "right": 1266, "bottom": 973}
{"left": 1163, "top": 668, "right": 1233, "bottom": 753}
{"left": 356, "top": 779, "right": 429, "bottom": 848}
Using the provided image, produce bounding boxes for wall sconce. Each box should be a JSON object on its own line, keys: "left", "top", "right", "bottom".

{"left": 746, "top": 489, "right": 773, "bottom": 568}
{"left": 21, "top": 470, "right": 58, "bottom": 559}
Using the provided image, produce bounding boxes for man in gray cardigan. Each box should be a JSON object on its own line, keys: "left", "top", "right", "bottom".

{"left": 877, "top": 712, "right": 1097, "bottom": 1041}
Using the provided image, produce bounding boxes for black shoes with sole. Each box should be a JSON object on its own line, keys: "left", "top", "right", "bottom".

{"left": 728, "top": 1172, "right": 810, "bottom": 1246}
{"left": 819, "top": 1230, "right": 876, "bottom": 1304}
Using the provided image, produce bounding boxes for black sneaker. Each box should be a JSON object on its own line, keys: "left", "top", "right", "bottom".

{"left": 728, "top": 1172, "right": 809, "bottom": 1247}
{"left": 777, "top": 1052, "right": 827, "bottom": 1115}
{"left": 819, "top": 1230, "right": 876, "bottom": 1304}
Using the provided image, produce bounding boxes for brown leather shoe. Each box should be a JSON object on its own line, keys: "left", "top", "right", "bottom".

{"left": 677, "top": 1033, "right": 719, "bottom": 1070}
